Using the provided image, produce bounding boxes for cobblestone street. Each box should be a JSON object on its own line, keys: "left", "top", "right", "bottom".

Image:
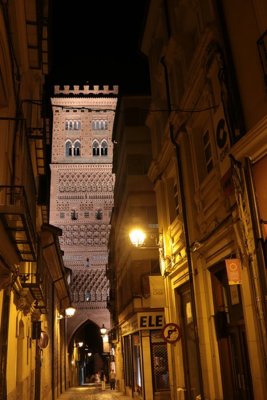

{"left": 57, "top": 384, "right": 132, "bottom": 400}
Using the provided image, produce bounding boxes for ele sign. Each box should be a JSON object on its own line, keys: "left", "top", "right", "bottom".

{"left": 121, "top": 312, "right": 165, "bottom": 336}
{"left": 139, "top": 313, "right": 164, "bottom": 329}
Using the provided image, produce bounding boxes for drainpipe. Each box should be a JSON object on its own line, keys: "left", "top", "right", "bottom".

{"left": 161, "top": 56, "right": 205, "bottom": 400}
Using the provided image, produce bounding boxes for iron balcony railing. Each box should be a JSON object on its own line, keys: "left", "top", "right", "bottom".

{"left": 0, "top": 186, "right": 37, "bottom": 261}
{"left": 19, "top": 271, "right": 47, "bottom": 314}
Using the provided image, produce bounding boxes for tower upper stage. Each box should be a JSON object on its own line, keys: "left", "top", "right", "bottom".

{"left": 54, "top": 85, "right": 119, "bottom": 96}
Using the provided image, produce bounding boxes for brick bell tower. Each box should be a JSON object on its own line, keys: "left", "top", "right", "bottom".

{"left": 49, "top": 85, "right": 118, "bottom": 338}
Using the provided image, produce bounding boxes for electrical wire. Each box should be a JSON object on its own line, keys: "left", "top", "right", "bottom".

{"left": 22, "top": 99, "right": 218, "bottom": 113}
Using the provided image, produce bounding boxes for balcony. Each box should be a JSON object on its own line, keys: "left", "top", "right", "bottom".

{"left": 20, "top": 271, "right": 47, "bottom": 314}
{"left": 0, "top": 186, "right": 37, "bottom": 261}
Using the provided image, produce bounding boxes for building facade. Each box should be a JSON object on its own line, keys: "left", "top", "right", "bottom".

{"left": 139, "top": 0, "right": 267, "bottom": 399}
{"left": 49, "top": 85, "right": 118, "bottom": 379}
{"left": 0, "top": 1, "right": 72, "bottom": 400}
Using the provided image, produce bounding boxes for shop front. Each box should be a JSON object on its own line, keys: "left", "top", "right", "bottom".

{"left": 120, "top": 311, "right": 170, "bottom": 400}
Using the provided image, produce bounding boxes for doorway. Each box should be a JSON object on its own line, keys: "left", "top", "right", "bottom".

{"left": 211, "top": 263, "right": 254, "bottom": 400}
{"left": 177, "top": 284, "right": 201, "bottom": 400}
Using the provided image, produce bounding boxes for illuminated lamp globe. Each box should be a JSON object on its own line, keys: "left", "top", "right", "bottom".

{"left": 100, "top": 323, "right": 107, "bottom": 336}
{"left": 129, "top": 229, "right": 146, "bottom": 247}
{"left": 65, "top": 306, "right": 76, "bottom": 318}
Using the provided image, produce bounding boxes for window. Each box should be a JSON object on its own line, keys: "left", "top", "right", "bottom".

{"left": 71, "top": 210, "right": 78, "bottom": 220}
{"left": 92, "top": 119, "right": 108, "bottom": 130}
{"left": 73, "top": 141, "right": 81, "bottom": 156}
{"left": 92, "top": 140, "right": 100, "bottom": 156}
{"left": 84, "top": 211, "right": 89, "bottom": 218}
{"left": 65, "top": 141, "right": 72, "bottom": 156}
{"left": 74, "top": 120, "right": 81, "bottom": 130}
{"left": 66, "top": 140, "right": 81, "bottom": 157}
{"left": 202, "top": 130, "right": 213, "bottom": 173}
{"left": 65, "top": 119, "right": 81, "bottom": 130}
{"left": 95, "top": 209, "right": 103, "bottom": 220}
{"left": 101, "top": 140, "right": 108, "bottom": 156}
{"left": 60, "top": 212, "right": 65, "bottom": 219}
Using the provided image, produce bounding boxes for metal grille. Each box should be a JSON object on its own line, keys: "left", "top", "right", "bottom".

{"left": 151, "top": 336, "right": 169, "bottom": 391}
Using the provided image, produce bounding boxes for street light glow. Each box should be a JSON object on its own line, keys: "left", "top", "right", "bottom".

{"left": 129, "top": 229, "right": 146, "bottom": 247}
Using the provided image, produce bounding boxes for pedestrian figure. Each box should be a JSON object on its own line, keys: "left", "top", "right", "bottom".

{"left": 109, "top": 369, "right": 116, "bottom": 390}
{"left": 95, "top": 371, "right": 100, "bottom": 384}
{"left": 100, "top": 370, "right": 106, "bottom": 390}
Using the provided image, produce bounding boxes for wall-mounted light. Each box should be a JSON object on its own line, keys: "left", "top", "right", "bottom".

{"left": 100, "top": 323, "right": 107, "bottom": 336}
{"left": 129, "top": 228, "right": 146, "bottom": 247}
{"left": 129, "top": 228, "right": 160, "bottom": 249}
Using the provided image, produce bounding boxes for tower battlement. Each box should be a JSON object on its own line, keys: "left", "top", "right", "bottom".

{"left": 54, "top": 85, "right": 119, "bottom": 96}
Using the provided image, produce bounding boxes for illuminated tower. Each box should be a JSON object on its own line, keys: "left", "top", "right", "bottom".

{"left": 49, "top": 85, "right": 118, "bottom": 335}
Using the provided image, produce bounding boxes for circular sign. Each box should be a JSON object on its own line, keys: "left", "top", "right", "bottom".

{"left": 162, "top": 323, "right": 181, "bottom": 344}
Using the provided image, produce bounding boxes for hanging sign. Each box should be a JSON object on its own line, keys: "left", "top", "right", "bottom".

{"left": 225, "top": 258, "right": 242, "bottom": 285}
{"left": 162, "top": 323, "right": 181, "bottom": 344}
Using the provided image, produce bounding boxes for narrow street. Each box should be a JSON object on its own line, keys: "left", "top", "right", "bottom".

{"left": 57, "top": 384, "right": 132, "bottom": 400}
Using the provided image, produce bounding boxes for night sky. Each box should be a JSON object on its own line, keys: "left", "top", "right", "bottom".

{"left": 49, "top": 0, "right": 150, "bottom": 95}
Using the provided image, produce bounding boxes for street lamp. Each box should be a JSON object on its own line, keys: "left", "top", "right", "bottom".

{"left": 57, "top": 306, "right": 76, "bottom": 319}
{"left": 100, "top": 323, "right": 107, "bottom": 336}
{"left": 129, "top": 228, "right": 146, "bottom": 247}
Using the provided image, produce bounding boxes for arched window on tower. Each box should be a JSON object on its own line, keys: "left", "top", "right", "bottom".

{"left": 65, "top": 140, "right": 72, "bottom": 156}
{"left": 101, "top": 140, "right": 108, "bottom": 156}
{"left": 92, "top": 140, "right": 100, "bottom": 156}
{"left": 73, "top": 141, "right": 81, "bottom": 156}
{"left": 74, "top": 120, "right": 81, "bottom": 130}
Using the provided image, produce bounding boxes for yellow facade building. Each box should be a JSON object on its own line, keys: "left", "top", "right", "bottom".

{"left": 138, "top": 0, "right": 267, "bottom": 399}
{"left": 0, "top": 2, "right": 72, "bottom": 399}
